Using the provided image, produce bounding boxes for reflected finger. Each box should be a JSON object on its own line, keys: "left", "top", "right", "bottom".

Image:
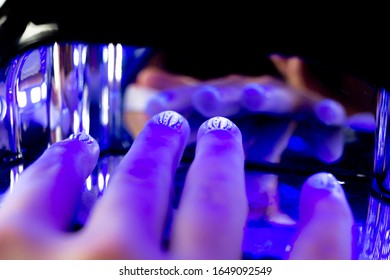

{"left": 192, "top": 76, "right": 247, "bottom": 117}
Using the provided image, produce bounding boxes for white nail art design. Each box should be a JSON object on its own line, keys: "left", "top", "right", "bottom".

{"left": 68, "top": 132, "right": 94, "bottom": 144}
{"left": 206, "top": 116, "right": 234, "bottom": 131}
{"left": 157, "top": 110, "right": 184, "bottom": 130}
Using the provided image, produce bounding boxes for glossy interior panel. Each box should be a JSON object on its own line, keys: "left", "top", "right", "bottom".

{"left": 0, "top": 42, "right": 386, "bottom": 259}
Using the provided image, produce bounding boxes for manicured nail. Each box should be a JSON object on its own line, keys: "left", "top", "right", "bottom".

{"left": 206, "top": 116, "right": 234, "bottom": 131}
{"left": 192, "top": 85, "right": 221, "bottom": 117}
{"left": 197, "top": 116, "right": 242, "bottom": 141}
{"left": 347, "top": 112, "right": 376, "bottom": 132}
{"left": 155, "top": 110, "right": 184, "bottom": 130}
{"left": 306, "top": 172, "right": 340, "bottom": 191}
{"left": 68, "top": 132, "right": 95, "bottom": 144}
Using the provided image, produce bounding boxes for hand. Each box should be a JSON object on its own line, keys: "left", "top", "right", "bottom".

{"left": 0, "top": 111, "right": 247, "bottom": 259}
{"left": 0, "top": 111, "right": 354, "bottom": 260}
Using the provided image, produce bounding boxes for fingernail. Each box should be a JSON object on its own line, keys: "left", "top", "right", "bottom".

{"left": 197, "top": 116, "right": 242, "bottom": 140}
{"left": 347, "top": 112, "right": 376, "bottom": 132}
{"left": 206, "top": 116, "right": 234, "bottom": 131}
{"left": 192, "top": 85, "right": 221, "bottom": 117}
{"left": 67, "top": 132, "right": 95, "bottom": 144}
{"left": 306, "top": 172, "right": 341, "bottom": 191}
{"left": 155, "top": 110, "right": 185, "bottom": 130}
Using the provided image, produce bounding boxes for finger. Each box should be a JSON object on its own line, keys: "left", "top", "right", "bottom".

{"left": 270, "top": 54, "right": 324, "bottom": 94}
{"left": 139, "top": 66, "right": 199, "bottom": 116}
{"left": 280, "top": 56, "right": 312, "bottom": 91}
{"left": 288, "top": 172, "right": 354, "bottom": 260}
{"left": 347, "top": 112, "right": 376, "bottom": 132}
{"left": 192, "top": 76, "right": 247, "bottom": 117}
{"left": 0, "top": 132, "right": 99, "bottom": 231}
{"left": 171, "top": 117, "right": 248, "bottom": 259}
{"left": 136, "top": 66, "right": 198, "bottom": 90}
{"left": 145, "top": 86, "right": 196, "bottom": 117}
{"left": 81, "top": 111, "right": 190, "bottom": 259}
{"left": 240, "top": 73, "right": 347, "bottom": 127}
{"left": 314, "top": 98, "right": 347, "bottom": 126}
{"left": 269, "top": 53, "right": 289, "bottom": 78}
{"left": 241, "top": 78, "right": 312, "bottom": 114}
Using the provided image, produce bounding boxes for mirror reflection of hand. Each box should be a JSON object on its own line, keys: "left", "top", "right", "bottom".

{"left": 131, "top": 66, "right": 348, "bottom": 163}
{"left": 0, "top": 111, "right": 354, "bottom": 259}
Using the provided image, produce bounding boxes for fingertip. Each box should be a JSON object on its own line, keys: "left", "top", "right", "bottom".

{"left": 299, "top": 172, "right": 353, "bottom": 223}
{"left": 137, "top": 110, "right": 191, "bottom": 151}
{"left": 347, "top": 112, "right": 376, "bottom": 132}
{"left": 290, "top": 172, "right": 354, "bottom": 259}
{"left": 60, "top": 132, "right": 100, "bottom": 154}
{"left": 6, "top": 132, "right": 101, "bottom": 229}
{"left": 152, "top": 110, "right": 190, "bottom": 133}
{"left": 197, "top": 116, "right": 242, "bottom": 144}
{"left": 241, "top": 83, "right": 268, "bottom": 111}
{"left": 301, "top": 172, "right": 346, "bottom": 204}
{"left": 314, "top": 99, "right": 346, "bottom": 126}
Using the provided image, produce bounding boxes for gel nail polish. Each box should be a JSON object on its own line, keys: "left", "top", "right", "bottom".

{"left": 192, "top": 86, "right": 241, "bottom": 117}
{"left": 306, "top": 172, "right": 341, "bottom": 191}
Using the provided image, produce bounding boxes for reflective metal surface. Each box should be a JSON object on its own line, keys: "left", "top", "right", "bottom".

{"left": 0, "top": 43, "right": 153, "bottom": 218}
{"left": 0, "top": 41, "right": 387, "bottom": 259}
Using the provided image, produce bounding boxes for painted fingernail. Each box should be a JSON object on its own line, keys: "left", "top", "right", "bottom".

{"left": 155, "top": 110, "right": 184, "bottom": 130}
{"left": 206, "top": 116, "right": 234, "bottom": 131}
{"left": 306, "top": 172, "right": 341, "bottom": 191}
{"left": 68, "top": 131, "right": 95, "bottom": 144}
